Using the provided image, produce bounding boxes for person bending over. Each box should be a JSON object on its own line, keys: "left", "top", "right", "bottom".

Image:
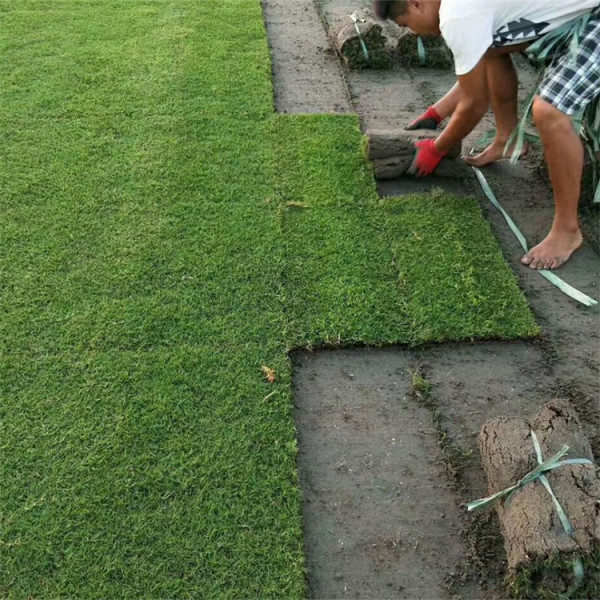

{"left": 374, "top": 0, "right": 600, "bottom": 271}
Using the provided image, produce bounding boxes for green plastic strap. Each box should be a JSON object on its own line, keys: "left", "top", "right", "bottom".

{"left": 472, "top": 166, "right": 598, "bottom": 308}
{"left": 564, "top": 557, "right": 585, "bottom": 600}
{"left": 506, "top": 86, "right": 537, "bottom": 164}
{"left": 531, "top": 431, "right": 575, "bottom": 537}
{"left": 350, "top": 14, "right": 370, "bottom": 65}
{"left": 417, "top": 36, "right": 426, "bottom": 66}
{"left": 467, "top": 430, "right": 594, "bottom": 598}
{"left": 467, "top": 436, "right": 593, "bottom": 511}
{"left": 472, "top": 166, "right": 528, "bottom": 250}
{"left": 466, "top": 443, "right": 574, "bottom": 511}
{"left": 527, "top": 12, "right": 592, "bottom": 64}
{"left": 531, "top": 431, "right": 588, "bottom": 600}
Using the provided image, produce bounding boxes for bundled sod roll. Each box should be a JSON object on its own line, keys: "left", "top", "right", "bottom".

{"left": 366, "top": 129, "right": 464, "bottom": 179}
{"left": 366, "top": 130, "right": 462, "bottom": 160}
{"left": 329, "top": 12, "right": 389, "bottom": 69}
{"left": 478, "top": 400, "right": 600, "bottom": 596}
{"left": 395, "top": 29, "right": 453, "bottom": 69}
{"left": 371, "top": 156, "right": 468, "bottom": 180}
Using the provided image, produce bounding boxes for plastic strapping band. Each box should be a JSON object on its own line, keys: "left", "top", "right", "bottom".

{"left": 472, "top": 166, "right": 598, "bottom": 307}
{"left": 417, "top": 36, "right": 426, "bottom": 66}
{"left": 350, "top": 14, "right": 370, "bottom": 65}
{"left": 467, "top": 431, "right": 593, "bottom": 598}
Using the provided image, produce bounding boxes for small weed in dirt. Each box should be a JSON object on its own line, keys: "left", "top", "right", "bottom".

{"left": 411, "top": 368, "right": 433, "bottom": 398}
{"left": 410, "top": 367, "right": 472, "bottom": 488}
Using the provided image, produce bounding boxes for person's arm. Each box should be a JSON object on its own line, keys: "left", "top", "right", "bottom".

{"left": 410, "top": 59, "right": 488, "bottom": 176}
{"left": 406, "top": 83, "right": 461, "bottom": 130}
{"left": 434, "top": 59, "right": 488, "bottom": 154}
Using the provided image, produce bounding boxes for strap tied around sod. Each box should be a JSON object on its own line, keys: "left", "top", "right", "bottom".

{"left": 417, "top": 36, "right": 427, "bottom": 66}
{"left": 348, "top": 16, "right": 428, "bottom": 68}
{"left": 467, "top": 430, "right": 594, "bottom": 598}
{"left": 350, "top": 13, "right": 370, "bottom": 65}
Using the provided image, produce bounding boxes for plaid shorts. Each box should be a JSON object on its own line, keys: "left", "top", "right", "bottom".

{"left": 538, "top": 9, "right": 600, "bottom": 116}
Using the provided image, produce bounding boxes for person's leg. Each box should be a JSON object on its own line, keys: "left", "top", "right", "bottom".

{"left": 466, "top": 53, "right": 526, "bottom": 167}
{"left": 521, "top": 10, "right": 599, "bottom": 269}
{"left": 520, "top": 96, "right": 583, "bottom": 270}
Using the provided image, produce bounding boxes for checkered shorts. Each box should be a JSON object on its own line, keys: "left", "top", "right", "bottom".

{"left": 538, "top": 9, "right": 600, "bottom": 116}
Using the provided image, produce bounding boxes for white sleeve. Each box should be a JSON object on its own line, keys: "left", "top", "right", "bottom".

{"left": 441, "top": 14, "right": 495, "bottom": 76}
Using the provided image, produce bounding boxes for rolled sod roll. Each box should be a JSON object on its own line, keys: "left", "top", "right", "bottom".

{"left": 366, "top": 129, "right": 462, "bottom": 160}
{"left": 329, "top": 13, "right": 389, "bottom": 70}
{"left": 478, "top": 400, "right": 600, "bottom": 594}
{"left": 395, "top": 29, "right": 453, "bottom": 69}
{"left": 371, "top": 155, "right": 413, "bottom": 179}
{"left": 366, "top": 130, "right": 464, "bottom": 179}
{"left": 371, "top": 156, "right": 467, "bottom": 180}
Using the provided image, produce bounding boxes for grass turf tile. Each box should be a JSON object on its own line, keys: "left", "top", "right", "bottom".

{"left": 282, "top": 205, "right": 410, "bottom": 348}
{"left": 275, "top": 115, "right": 378, "bottom": 208}
{"left": 382, "top": 191, "right": 540, "bottom": 343}
{"left": 1, "top": 200, "right": 286, "bottom": 353}
{"left": 0, "top": 1, "right": 273, "bottom": 120}
{"left": 0, "top": 115, "right": 276, "bottom": 209}
{"left": 0, "top": 345, "right": 304, "bottom": 598}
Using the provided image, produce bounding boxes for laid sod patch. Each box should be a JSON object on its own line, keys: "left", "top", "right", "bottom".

{"left": 382, "top": 191, "right": 539, "bottom": 343}
{"left": 275, "top": 115, "right": 409, "bottom": 347}
{"left": 274, "top": 115, "right": 377, "bottom": 208}
{"left": 0, "top": 345, "right": 303, "bottom": 598}
{"left": 281, "top": 204, "right": 410, "bottom": 348}
{"left": 274, "top": 115, "right": 537, "bottom": 347}
{"left": 1, "top": 179, "right": 286, "bottom": 353}
{"left": 1, "top": 1, "right": 538, "bottom": 597}
{"left": 0, "top": 0, "right": 273, "bottom": 119}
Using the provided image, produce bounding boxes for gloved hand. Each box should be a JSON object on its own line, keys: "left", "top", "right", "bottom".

{"left": 405, "top": 106, "right": 442, "bottom": 131}
{"left": 408, "top": 139, "right": 447, "bottom": 177}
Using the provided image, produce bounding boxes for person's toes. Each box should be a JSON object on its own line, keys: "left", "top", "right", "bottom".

{"left": 521, "top": 252, "right": 534, "bottom": 266}
{"left": 549, "top": 256, "right": 565, "bottom": 270}
{"left": 539, "top": 257, "right": 553, "bottom": 270}
{"left": 528, "top": 255, "right": 544, "bottom": 270}
{"left": 465, "top": 148, "right": 495, "bottom": 167}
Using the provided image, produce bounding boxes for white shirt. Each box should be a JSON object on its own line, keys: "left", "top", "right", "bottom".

{"left": 440, "top": 0, "right": 600, "bottom": 75}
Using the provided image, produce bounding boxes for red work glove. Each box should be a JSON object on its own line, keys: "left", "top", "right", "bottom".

{"left": 405, "top": 106, "right": 442, "bottom": 131}
{"left": 409, "top": 139, "right": 447, "bottom": 177}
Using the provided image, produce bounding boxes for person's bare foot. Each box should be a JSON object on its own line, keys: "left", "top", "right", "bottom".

{"left": 465, "top": 139, "right": 529, "bottom": 167}
{"left": 521, "top": 229, "right": 583, "bottom": 270}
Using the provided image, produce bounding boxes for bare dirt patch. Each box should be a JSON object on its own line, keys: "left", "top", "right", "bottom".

{"left": 294, "top": 349, "right": 465, "bottom": 599}
{"left": 262, "top": 0, "right": 351, "bottom": 113}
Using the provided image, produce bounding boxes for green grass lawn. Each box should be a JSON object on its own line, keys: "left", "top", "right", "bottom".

{"left": 0, "top": 1, "right": 538, "bottom": 597}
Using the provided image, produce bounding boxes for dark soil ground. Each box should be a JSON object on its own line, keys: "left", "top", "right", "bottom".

{"left": 263, "top": 1, "right": 600, "bottom": 598}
